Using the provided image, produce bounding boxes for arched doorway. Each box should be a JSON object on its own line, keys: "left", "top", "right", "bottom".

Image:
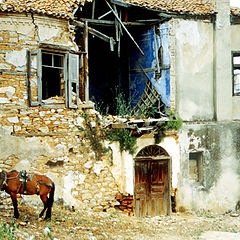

{"left": 134, "top": 145, "right": 171, "bottom": 217}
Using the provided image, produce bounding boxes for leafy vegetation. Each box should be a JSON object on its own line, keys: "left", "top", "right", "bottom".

{"left": 115, "top": 92, "right": 132, "bottom": 118}
{"left": 82, "top": 112, "right": 137, "bottom": 155}
{"left": 81, "top": 113, "right": 109, "bottom": 159}
{"left": 154, "top": 113, "right": 182, "bottom": 144}
{"left": 0, "top": 221, "right": 18, "bottom": 240}
{"left": 81, "top": 108, "right": 182, "bottom": 157}
{"left": 104, "top": 128, "right": 137, "bottom": 155}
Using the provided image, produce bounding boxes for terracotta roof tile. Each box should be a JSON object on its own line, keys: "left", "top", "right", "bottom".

{"left": 0, "top": 0, "right": 82, "bottom": 19}
{"left": 119, "top": 0, "right": 216, "bottom": 15}
{"left": 0, "top": 0, "right": 220, "bottom": 18}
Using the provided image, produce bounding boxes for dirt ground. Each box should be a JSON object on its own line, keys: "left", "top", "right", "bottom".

{"left": 1, "top": 198, "right": 240, "bottom": 240}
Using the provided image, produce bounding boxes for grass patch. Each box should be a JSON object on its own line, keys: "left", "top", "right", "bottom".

{"left": 0, "top": 221, "right": 18, "bottom": 240}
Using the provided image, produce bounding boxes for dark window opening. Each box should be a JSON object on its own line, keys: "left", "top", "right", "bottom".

{"left": 232, "top": 52, "right": 240, "bottom": 96}
{"left": 42, "top": 52, "right": 64, "bottom": 100}
{"left": 189, "top": 152, "right": 203, "bottom": 183}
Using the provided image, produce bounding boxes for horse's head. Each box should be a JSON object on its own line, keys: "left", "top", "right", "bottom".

{"left": 0, "top": 169, "right": 7, "bottom": 190}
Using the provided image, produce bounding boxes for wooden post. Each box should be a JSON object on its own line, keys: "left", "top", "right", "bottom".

{"left": 92, "top": 0, "right": 95, "bottom": 19}
{"left": 83, "top": 21, "right": 89, "bottom": 102}
{"left": 105, "top": 0, "right": 144, "bottom": 56}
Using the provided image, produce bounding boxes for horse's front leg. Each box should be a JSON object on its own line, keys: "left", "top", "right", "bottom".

{"left": 10, "top": 193, "right": 19, "bottom": 219}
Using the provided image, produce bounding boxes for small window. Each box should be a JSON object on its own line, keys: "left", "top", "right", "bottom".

{"left": 27, "top": 50, "right": 80, "bottom": 108}
{"left": 232, "top": 52, "right": 240, "bottom": 96}
{"left": 42, "top": 52, "right": 64, "bottom": 100}
{"left": 189, "top": 152, "right": 203, "bottom": 183}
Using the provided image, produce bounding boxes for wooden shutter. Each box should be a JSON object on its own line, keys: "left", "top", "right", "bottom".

{"left": 67, "top": 53, "right": 79, "bottom": 108}
{"left": 27, "top": 49, "right": 42, "bottom": 106}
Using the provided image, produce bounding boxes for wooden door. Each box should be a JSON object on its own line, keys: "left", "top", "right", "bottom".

{"left": 134, "top": 160, "right": 169, "bottom": 217}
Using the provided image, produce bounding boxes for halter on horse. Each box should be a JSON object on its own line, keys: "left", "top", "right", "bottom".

{"left": 0, "top": 169, "right": 55, "bottom": 220}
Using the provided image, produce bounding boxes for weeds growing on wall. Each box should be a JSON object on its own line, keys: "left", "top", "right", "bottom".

{"left": 81, "top": 110, "right": 182, "bottom": 157}
{"left": 115, "top": 92, "right": 132, "bottom": 118}
{"left": 104, "top": 128, "right": 137, "bottom": 155}
{"left": 82, "top": 112, "right": 137, "bottom": 156}
{"left": 154, "top": 113, "right": 182, "bottom": 144}
{"left": 81, "top": 113, "right": 110, "bottom": 159}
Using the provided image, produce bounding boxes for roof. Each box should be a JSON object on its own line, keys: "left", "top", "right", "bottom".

{"left": 118, "top": 0, "right": 216, "bottom": 15}
{"left": 0, "top": 0, "right": 83, "bottom": 19}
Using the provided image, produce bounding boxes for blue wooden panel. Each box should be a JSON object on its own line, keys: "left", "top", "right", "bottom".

{"left": 129, "top": 24, "right": 171, "bottom": 108}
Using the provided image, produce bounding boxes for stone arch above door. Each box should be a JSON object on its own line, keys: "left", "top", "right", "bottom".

{"left": 136, "top": 145, "right": 169, "bottom": 158}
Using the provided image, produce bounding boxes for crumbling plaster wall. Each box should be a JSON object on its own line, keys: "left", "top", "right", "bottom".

{"left": 177, "top": 122, "right": 240, "bottom": 213}
{"left": 0, "top": 13, "right": 121, "bottom": 211}
{"left": 170, "top": 19, "right": 214, "bottom": 121}
{"left": 0, "top": 13, "right": 77, "bottom": 108}
{"left": 0, "top": 108, "right": 122, "bottom": 211}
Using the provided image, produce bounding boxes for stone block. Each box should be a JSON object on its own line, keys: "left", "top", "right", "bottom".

{"left": 7, "top": 116, "right": 19, "bottom": 123}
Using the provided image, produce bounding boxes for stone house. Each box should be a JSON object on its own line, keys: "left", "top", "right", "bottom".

{"left": 1, "top": 0, "right": 240, "bottom": 217}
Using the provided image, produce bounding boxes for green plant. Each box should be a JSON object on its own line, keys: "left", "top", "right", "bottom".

{"left": 142, "top": 102, "right": 158, "bottom": 118}
{"left": 154, "top": 113, "right": 183, "bottom": 144}
{"left": 104, "top": 128, "right": 137, "bottom": 155}
{"left": 82, "top": 112, "right": 110, "bottom": 159}
{"left": 0, "top": 221, "right": 18, "bottom": 240}
{"left": 162, "top": 116, "right": 182, "bottom": 131}
{"left": 115, "top": 92, "right": 132, "bottom": 117}
{"left": 192, "top": 229, "right": 204, "bottom": 237}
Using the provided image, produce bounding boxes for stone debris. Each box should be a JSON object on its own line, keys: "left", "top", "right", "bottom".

{"left": 1, "top": 202, "right": 239, "bottom": 240}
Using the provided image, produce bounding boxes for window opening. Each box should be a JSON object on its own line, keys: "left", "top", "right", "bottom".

{"left": 42, "top": 52, "right": 64, "bottom": 100}
{"left": 232, "top": 52, "right": 240, "bottom": 96}
{"left": 189, "top": 152, "right": 203, "bottom": 183}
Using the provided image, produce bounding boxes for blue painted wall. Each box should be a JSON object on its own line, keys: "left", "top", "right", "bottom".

{"left": 129, "top": 24, "right": 171, "bottom": 108}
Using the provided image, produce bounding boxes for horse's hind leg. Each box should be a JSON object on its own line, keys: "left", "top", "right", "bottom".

{"left": 10, "top": 193, "right": 19, "bottom": 219}
{"left": 39, "top": 194, "right": 48, "bottom": 218}
{"left": 45, "top": 202, "right": 52, "bottom": 220}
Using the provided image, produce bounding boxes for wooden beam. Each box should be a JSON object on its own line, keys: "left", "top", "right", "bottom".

{"left": 154, "top": 25, "right": 160, "bottom": 73}
{"left": 98, "top": 10, "right": 112, "bottom": 20}
{"left": 79, "top": 18, "right": 147, "bottom": 26}
{"left": 73, "top": 20, "right": 116, "bottom": 45}
{"left": 92, "top": 0, "right": 95, "bottom": 19}
{"left": 105, "top": 0, "right": 144, "bottom": 56}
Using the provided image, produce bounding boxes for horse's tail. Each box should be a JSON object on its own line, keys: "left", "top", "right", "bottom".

{"left": 47, "top": 181, "right": 55, "bottom": 209}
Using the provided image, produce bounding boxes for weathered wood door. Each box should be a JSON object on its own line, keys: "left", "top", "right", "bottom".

{"left": 134, "top": 159, "right": 169, "bottom": 217}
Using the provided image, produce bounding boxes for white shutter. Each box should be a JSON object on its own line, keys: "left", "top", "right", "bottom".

{"left": 67, "top": 53, "right": 79, "bottom": 108}
{"left": 27, "top": 49, "right": 42, "bottom": 106}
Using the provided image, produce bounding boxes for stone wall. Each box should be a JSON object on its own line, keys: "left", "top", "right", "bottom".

{"left": 0, "top": 12, "right": 121, "bottom": 211}
{"left": 0, "top": 108, "right": 121, "bottom": 211}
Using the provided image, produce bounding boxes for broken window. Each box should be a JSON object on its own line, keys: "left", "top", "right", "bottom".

{"left": 232, "top": 52, "right": 240, "bottom": 96}
{"left": 27, "top": 49, "right": 80, "bottom": 108}
{"left": 189, "top": 152, "right": 203, "bottom": 183}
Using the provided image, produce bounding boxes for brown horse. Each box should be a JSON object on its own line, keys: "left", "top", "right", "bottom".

{"left": 0, "top": 169, "right": 55, "bottom": 220}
